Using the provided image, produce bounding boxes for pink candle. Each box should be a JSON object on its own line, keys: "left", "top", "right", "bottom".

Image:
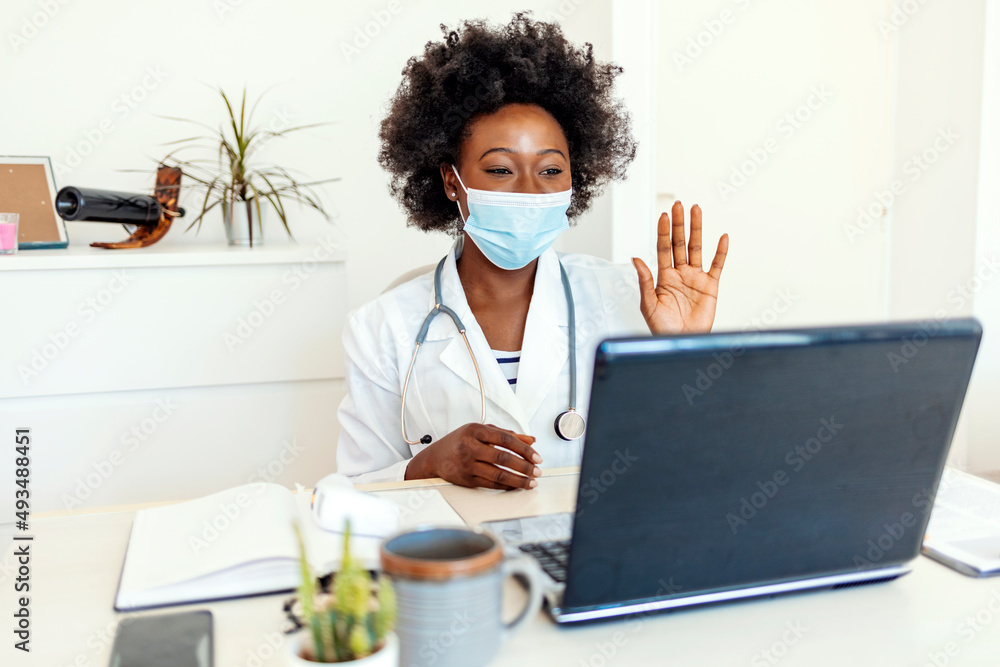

{"left": 0, "top": 221, "right": 17, "bottom": 253}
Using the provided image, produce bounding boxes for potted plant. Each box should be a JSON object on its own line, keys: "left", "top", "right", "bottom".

{"left": 160, "top": 87, "right": 337, "bottom": 247}
{"left": 288, "top": 521, "right": 398, "bottom": 665}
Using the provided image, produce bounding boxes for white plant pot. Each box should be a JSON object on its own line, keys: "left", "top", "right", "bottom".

{"left": 284, "top": 631, "right": 399, "bottom": 667}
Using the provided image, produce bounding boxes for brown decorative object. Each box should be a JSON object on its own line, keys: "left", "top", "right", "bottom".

{"left": 91, "top": 165, "right": 182, "bottom": 249}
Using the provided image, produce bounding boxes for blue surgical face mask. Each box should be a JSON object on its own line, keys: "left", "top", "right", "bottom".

{"left": 451, "top": 165, "right": 571, "bottom": 270}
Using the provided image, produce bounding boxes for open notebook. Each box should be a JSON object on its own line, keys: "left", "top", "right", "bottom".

{"left": 114, "top": 482, "right": 464, "bottom": 611}
{"left": 922, "top": 468, "right": 1000, "bottom": 577}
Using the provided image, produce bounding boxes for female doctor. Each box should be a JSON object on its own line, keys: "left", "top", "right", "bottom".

{"left": 337, "top": 14, "right": 729, "bottom": 488}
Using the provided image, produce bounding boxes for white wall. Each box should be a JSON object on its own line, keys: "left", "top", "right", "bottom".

{"left": 969, "top": 0, "right": 1000, "bottom": 473}
{"left": 0, "top": 0, "right": 613, "bottom": 309}
{"left": 651, "top": 0, "right": 995, "bottom": 471}
{"left": 654, "top": 0, "right": 895, "bottom": 330}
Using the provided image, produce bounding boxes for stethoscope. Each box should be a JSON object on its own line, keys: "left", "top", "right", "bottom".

{"left": 400, "top": 255, "right": 586, "bottom": 446}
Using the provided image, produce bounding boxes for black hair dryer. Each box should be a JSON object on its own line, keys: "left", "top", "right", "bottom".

{"left": 54, "top": 165, "right": 185, "bottom": 249}
{"left": 55, "top": 187, "right": 175, "bottom": 225}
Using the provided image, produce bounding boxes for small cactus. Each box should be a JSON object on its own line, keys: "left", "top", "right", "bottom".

{"left": 293, "top": 520, "right": 396, "bottom": 663}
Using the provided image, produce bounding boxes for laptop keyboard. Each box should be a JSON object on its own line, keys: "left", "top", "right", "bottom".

{"left": 518, "top": 540, "right": 570, "bottom": 583}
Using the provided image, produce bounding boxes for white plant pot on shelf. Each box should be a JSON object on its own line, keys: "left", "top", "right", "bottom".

{"left": 285, "top": 632, "right": 399, "bottom": 667}
{"left": 222, "top": 198, "right": 265, "bottom": 247}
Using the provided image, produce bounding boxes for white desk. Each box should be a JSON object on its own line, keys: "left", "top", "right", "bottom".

{"left": 5, "top": 470, "right": 1000, "bottom": 666}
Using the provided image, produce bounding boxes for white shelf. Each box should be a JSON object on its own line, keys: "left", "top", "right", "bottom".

{"left": 0, "top": 240, "right": 346, "bottom": 272}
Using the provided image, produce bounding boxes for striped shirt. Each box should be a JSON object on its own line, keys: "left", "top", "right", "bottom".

{"left": 493, "top": 349, "right": 521, "bottom": 391}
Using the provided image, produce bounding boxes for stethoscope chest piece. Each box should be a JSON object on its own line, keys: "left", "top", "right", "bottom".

{"left": 554, "top": 409, "right": 586, "bottom": 441}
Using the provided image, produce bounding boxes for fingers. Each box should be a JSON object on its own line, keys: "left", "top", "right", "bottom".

{"left": 477, "top": 425, "right": 542, "bottom": 464}
{"left": 708, "top": 233, "right": 729, "bottom": 281}
{"left": 470, "top": 461, "right": 538, "bottom": 490}
{"left": 671, "top": 200, "right": 687, "bottom": 269}
{"left": 654, "top": 201, "right": 723, "bottom": 280}
{"left": 688, "top": 204, "right": 703, "bottom": 270}
{"left": 433, "top": 424, "right": 546, "bottom": 491}
{"left": 477, "top": 440, "right": 541, "bottom": 478}
{"left": 492, "top": 424, "right": 535, "bottom": 444}
{"left": 655, "top": 211, "right": 672, "bottom": 279}
{"left": 631, "top": 257, "right": 657, "bottom": 321}
{"left": 471, "top": 425, "right": 542, "bottom": 490}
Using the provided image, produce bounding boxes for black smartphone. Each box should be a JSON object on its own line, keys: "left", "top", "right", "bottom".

{"left": 108, "top": 610, "right": 213, "bottom": 667}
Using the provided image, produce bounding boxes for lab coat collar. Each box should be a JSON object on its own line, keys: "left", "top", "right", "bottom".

{"left": 427, "top": 241, "right": 570, "bottom": 432}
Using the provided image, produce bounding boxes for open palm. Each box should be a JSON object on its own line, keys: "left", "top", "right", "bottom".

{"left": 632, "top": 201, "right": 729, "bottom": 335}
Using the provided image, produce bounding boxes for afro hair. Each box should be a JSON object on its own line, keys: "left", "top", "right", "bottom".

{"left": 377, "top": 12, "right": 637, "bottom": 235}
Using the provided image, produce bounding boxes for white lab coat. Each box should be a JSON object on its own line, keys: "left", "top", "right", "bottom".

{"left": 336, "top": 241, "right": 649, "bottom": 483}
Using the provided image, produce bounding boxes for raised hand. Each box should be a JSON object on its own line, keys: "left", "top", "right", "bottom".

{"left": 632, "top": 201, "right": 729, "bottom": 335}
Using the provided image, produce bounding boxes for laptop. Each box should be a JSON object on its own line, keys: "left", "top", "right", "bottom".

{"left": 483, "top": 318, "right": 982, "bottom": 624}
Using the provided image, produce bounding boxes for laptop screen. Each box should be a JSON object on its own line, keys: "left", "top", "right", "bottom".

{"left": 563, "top": 319, "right": 981, "bottom": 613}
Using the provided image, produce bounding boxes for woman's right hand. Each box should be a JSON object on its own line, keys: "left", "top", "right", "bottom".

{"left": 404, "top": 423, "right": 543, "bottom": 490}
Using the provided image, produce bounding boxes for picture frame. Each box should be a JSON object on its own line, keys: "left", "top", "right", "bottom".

{"left": 0, "top": 156, "right": 68, "bottom": 249}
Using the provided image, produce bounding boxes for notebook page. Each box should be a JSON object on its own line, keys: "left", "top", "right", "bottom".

{"left": 119, "top": 482, "right": 297, "bottom": 595}
{"left": 121, "top": 559, "right": 300, "bottom": 610}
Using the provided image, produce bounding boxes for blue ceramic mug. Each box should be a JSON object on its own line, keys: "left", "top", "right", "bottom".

{"left": 381, "top": 527, "right": 544, "bottom": 667}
